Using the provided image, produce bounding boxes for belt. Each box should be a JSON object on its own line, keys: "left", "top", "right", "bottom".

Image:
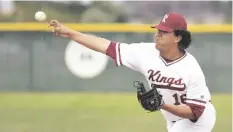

{"left": 172, "top": 119, "right": 182, "bottom": 123}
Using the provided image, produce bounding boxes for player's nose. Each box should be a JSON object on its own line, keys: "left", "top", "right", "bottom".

{"left": 155, "top": 32, "right": 162, "bottom": 39}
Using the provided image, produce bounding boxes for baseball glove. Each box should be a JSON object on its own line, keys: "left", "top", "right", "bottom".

{"left": 133, "top": 81, "right": 164, "bottom": 112}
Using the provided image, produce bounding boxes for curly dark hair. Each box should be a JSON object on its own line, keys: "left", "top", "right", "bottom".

{"left": 174, "top": 30, "right": 192, "bottom": 50}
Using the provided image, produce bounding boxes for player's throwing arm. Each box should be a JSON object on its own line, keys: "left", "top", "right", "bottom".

{"left": 49, "top": 20, "right": 111, "bottom": 54}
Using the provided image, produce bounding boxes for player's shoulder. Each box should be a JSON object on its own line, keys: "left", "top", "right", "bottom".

{"left": 185, "top": 52, "right": 199, "bottom": 65}
{"left": 121, "top": 42, "right": 154, "bottom": 47}
{"left": 184, "top": 52, "right": 204, "bottom": 74}
{"left": 183, "top": 52, "right": 207, "bottom": 84}
{"left": 120, "top": 42, "right": 157, "bottom": 52}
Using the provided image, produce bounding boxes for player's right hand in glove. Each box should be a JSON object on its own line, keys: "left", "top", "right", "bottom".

{"left": 133, "top": 81, "right": 164, "bottom": 112}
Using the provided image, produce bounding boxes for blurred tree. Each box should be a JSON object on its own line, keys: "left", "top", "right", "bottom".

{"left": 0, "top": 1, "right": 128, "bottom": 23}
{"left": 1, "top": 1, "right": 88, "bottom": 22}
{"left": 0, "top": 1, "right": 230, "bottom": 24}
{"left": 223, "top": 1, "right": 232, "bottom": 23}
{"left": 74, "top": 1, "right": 128, "bottom": 23}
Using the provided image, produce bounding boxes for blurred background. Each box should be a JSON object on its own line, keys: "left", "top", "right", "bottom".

{"left": 0, "top": 1, "right": 231, "bottom": 132}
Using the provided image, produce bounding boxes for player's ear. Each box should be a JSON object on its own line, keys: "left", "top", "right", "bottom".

{"left": 175, "top": 35, "right": 182, "bottom": 43}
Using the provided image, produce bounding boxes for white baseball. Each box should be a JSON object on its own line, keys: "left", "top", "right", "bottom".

{"left": 35, "top": 11, "right": 46, "bottom": 21}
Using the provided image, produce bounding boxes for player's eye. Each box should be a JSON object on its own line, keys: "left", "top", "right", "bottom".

{"left": 155, "top": 32, "right": 162, "bottom": 37}
{"left": 156, "top": 31, "right": 165, "bottom": 37}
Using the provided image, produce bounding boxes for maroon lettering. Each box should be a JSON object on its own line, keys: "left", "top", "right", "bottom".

{"left": 174, "top": 78, "right": 182, "bottom": 85}
{"left": 159, "top": 77, "right": 167, "bottom": 83}
{"left": 147, "top": 69, "right": 186, "bottom": 91}
{"left": 156, "top": 73, "right": 162, "bottom": 82}
{"left": 148, "top": 70, "right": 160, "bottom": 81}
{"left": 166, "top": 78, "right": 175, "bottom": 85}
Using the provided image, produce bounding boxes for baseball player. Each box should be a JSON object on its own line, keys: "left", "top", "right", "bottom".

{"left": 49, "top": 12, "right": 216, "bottom": 132}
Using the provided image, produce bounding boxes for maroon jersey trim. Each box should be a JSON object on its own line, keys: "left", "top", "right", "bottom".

{"left": 118, "top": 43, "right": 123, "bottom": 66}
{"left": 159, "top": 53, "right": 187, "bottom": 66}
{"left": 186, "top": 98, "right": 206, "bottom": 104}
{"left": 106, "top": 42, "right": 117, "bottom": 65}
{"left": 151, "top": 84, "right": 186, "bottom": 91}
{"left": 186, "top": 103, "right": 205, "bottom": 122}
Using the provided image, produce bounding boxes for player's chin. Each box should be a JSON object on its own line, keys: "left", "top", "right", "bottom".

{"left": 155, "top": 44, "right": 162, "bottom": 51}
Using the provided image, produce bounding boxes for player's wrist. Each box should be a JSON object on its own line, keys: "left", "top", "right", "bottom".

{"left": 68, "top": 30, "right": 80, "bottom": 38}
{"left": 67, "top": 28, "right": 73, "bottom": 35}
{"left": 161, "top": 103, "right": 167, "bottom": 110}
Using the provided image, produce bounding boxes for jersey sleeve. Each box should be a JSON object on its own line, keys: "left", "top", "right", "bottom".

{"left": 106, "top": 41, "right": 142, "bottom": 72}
{"left": 185, "top": 70, "right": 210, "bottom": 122}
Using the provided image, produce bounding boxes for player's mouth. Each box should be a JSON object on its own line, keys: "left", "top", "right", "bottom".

{"left": 156, "top": 39, "right": 161, "bottom": 44}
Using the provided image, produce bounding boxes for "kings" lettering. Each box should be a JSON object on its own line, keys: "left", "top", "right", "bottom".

{"left": 148, "top": 69, "right": 186, "bottom": 91}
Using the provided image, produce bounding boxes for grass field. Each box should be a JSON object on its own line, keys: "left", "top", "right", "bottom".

{"left": 0, "top": 93, "right": 231, "bottom": 132}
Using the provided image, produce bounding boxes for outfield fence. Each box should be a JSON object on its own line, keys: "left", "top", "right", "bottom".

{"left": 0, "top": 23, "right": 231, "bottom": 92}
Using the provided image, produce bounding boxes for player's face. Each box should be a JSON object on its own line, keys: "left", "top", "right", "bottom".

{"left": 154, "top": 30, "right": 177, "bottom": 52}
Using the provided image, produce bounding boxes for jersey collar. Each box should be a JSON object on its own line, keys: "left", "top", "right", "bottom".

{"left": 159, "top": 52, "right": 187, "bottom": 66}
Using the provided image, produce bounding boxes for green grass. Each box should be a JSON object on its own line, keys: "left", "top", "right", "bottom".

{"left": 0, "top": 93, "right": 231, "bottom": 132}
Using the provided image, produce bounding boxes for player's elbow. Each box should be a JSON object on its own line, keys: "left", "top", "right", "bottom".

{"left": 176, "top": 107, "right": 196, "bottom": 120}
{"left": 187, "top": 111, "right": 196, "bottom": 120}
{"left": 186, "top": 103, "right": 205, "bottom": 122}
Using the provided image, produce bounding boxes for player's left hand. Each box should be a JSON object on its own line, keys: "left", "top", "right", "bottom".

{"left": 133, "top": 81, "right": 164, "bottom": 112}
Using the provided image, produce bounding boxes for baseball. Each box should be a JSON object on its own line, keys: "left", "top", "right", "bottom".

{"left": 34, "top": 11, "right": 46, "bottom": 21}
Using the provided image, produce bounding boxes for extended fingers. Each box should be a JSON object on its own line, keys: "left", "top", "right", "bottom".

{"left": 49, "top": 20, "right": 60, "bottom": 27}
{"left": 52, "top": 27, "right": 61, "bottom": 36}
{"left": 49, "top": 20, "right": 60, "bottom": 34}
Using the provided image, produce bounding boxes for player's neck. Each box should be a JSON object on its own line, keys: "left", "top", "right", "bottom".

{"left": 160, "top": 48, "right": 185, "bottom": 62}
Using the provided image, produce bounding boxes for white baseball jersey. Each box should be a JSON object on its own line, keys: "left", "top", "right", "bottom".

{"left": 106, "top": 42, "right": 212, "bottom": 122}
